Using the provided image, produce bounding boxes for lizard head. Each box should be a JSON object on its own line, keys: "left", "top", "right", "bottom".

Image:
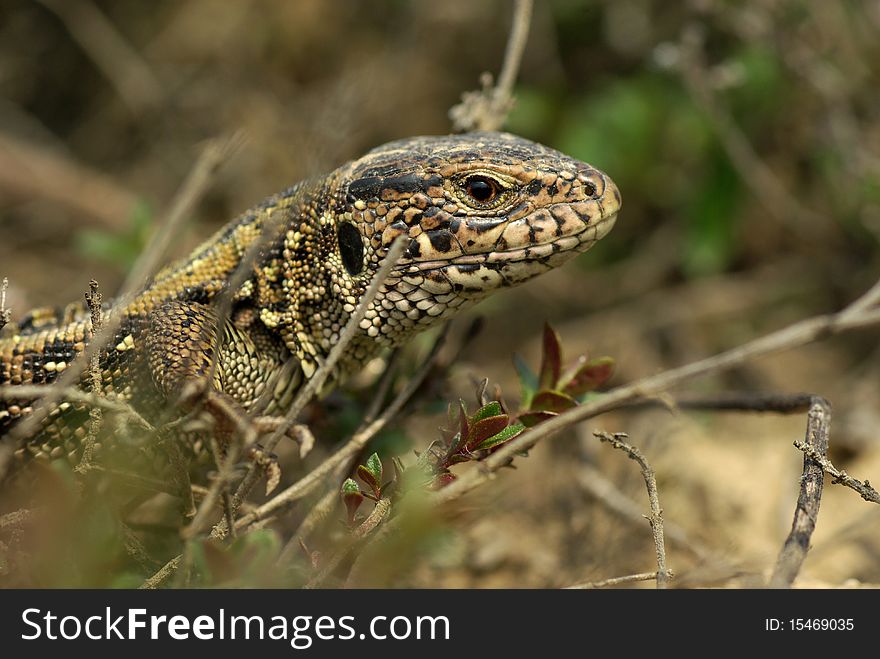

{"left": 271, "top": 131, "right": 619, "bottom": 367}
{"left": 330, "top": 131, "right": 620, "bottom": 343}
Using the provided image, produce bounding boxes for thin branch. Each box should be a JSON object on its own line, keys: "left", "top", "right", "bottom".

{"left": 449, "top": 0, "right": 533, "bottom": 131}
{"left": 565, "top": 571, "right": 666, "bottom": 590}
{"left": 75, "top": 279, "right": 104, "bottom": 473}
{"left": 769, "top": 398, "right": 831, "bottom": 588}
{"left": 0, "top": 277, "right": 10, "bottom": 332}
{"left": 793, "top": 440, "right": 880, "bottom": 505}
{"left": 139, "top": 555, "right": 179, "bottom": 590}
{"left": 594, "top": 431, "right": 670, "bottom": 589}
{"left": 577, "top": 463, "right": 714, "bottom": 562}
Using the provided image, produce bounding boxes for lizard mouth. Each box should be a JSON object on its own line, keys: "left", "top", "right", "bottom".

{"left": 394, "top": 212, "right": 617, "bottom": 295}
{"left": 403, "top": 211, "right": 617, "bottom": 270}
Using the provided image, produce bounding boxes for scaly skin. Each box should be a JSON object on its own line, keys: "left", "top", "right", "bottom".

{"left": 0, "top": 131, "right": 620, "bottom": 463}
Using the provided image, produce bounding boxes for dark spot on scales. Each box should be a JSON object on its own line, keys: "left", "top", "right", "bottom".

{"left": 348, "top": 176, "right": 382, "bottom": 200}
{"left": 455, "top": 263, "right": 481, "bottom": 273}
{"left": 427, "top": 230, "right": 453, "bottom": 253}
{"left": 526, "top": 179, "right": 543, "bottom": 196}
{"left": 407, "top": 240, "right": 421, "bottom": 259}
{"left": 349, "top": 174, "right": 442, "bottom": 200}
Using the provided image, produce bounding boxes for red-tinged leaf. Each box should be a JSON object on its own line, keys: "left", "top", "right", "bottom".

{"left": 563, "top": 357, "right": 614, "bottom": 397}
{"left": 465, "top": 414, "right": 510, "bottom": 450}
{"left": 539, "top": 323, "right": 563, "bottom": 390}
{"left": 472, "top": 401, "right": 503, "bottom": 423}
{"left": 530, "top": 390, "right": 578, "bottom": 413}
{"left": 341, "top": 478, "right": 364, "bottom": 524}
{"left": 518, "top": 410, "right": 557, "bottom": 427}
{"left": 557, "top": 354, "right": 588, "bottom": 391}
{"left": 356, "top": 465, "right": 380, "bottom": 497}
{"left": 475, "top": 422, "right": 526, "bottom": 451}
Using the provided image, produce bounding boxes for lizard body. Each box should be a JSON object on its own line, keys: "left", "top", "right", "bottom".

{"left": 0, "top": 131, "right": 620, "bottom": 464}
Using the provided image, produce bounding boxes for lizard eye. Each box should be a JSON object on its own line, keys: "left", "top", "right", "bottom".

{"left": 464, "top": 175, "right": 499, "bottom": 204}
{"left": 338, "top": 221, "right": 365, "bottom": 276}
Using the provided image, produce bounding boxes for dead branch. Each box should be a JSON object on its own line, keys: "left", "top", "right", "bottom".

{"left": 793, "top": 440, "right": 880, "bottom": 505}
{"left": 565, "top": 571, "right": 667, "bottom": 589}
{"left": 449, "top": 0, "right": 533, "bottom": 131}
{"left": 769, "top": 398, "right": 831, "bottom": 587}
{"left": 75, "top": 279, "right": 104, "bottom": 472}
{"left": 594, "top": 431, "right": 670, "bottom": 589}
{"left": 0, "top": 278, "right": 9, "bottom": 332}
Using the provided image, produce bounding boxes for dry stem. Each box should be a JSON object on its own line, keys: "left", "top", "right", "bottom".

{"left": 594, "top": 431, "right": 670, "bottom": 589}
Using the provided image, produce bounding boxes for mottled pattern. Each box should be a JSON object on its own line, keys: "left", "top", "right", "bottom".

{"left": 0, "top": 131, "right": 620, "bottom": 463}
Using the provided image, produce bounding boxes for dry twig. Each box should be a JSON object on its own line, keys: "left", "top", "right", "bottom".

{"left": 0, "top": 278, "right": 10, "bottom": 332}
{"left": 594, "top": 431, "right": 670, "bottom": 589}
{"left": 75, "top": 279, "right": 104, "bottom": 472}
{"left": 769, "top": 398, "right": 831, "bottom": 587}
{"left": 449, "top": 0, "right": 533, "bottom": 131}
{"left": 565, "top": 571, "right": 666, "bottom": 590}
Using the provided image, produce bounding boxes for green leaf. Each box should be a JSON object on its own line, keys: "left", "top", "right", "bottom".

{"left": 364, "top": 452, "right": 383, "bottom": 483}
{"left": 530, "top": 390, "right": 578, "bottom": 413}
{"left": 466, "top": 415, "right": 510, "bottom": 451}
{"left": 472, "top": 401, "right": 502, "bottom": 423}
{"left": 341, "top": 478, "right": 360, "bottom": 496}
{"left": 475, "top": 422, "right": 526, "bottom": 451}
{"left": 538, "top": 323, "right": 562, "bottom": 390}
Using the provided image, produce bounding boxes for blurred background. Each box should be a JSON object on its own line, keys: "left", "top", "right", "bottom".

{"left": 1, "top": 0, "right": 878, "bottom": 587}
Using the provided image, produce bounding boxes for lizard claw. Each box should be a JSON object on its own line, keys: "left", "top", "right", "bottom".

{"left": 246, "top": 444, "right": 281, "bottom": 495}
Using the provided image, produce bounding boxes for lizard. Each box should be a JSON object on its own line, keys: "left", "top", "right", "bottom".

{"left": 0, "top": 131, "right": 620, "bottom": 472}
